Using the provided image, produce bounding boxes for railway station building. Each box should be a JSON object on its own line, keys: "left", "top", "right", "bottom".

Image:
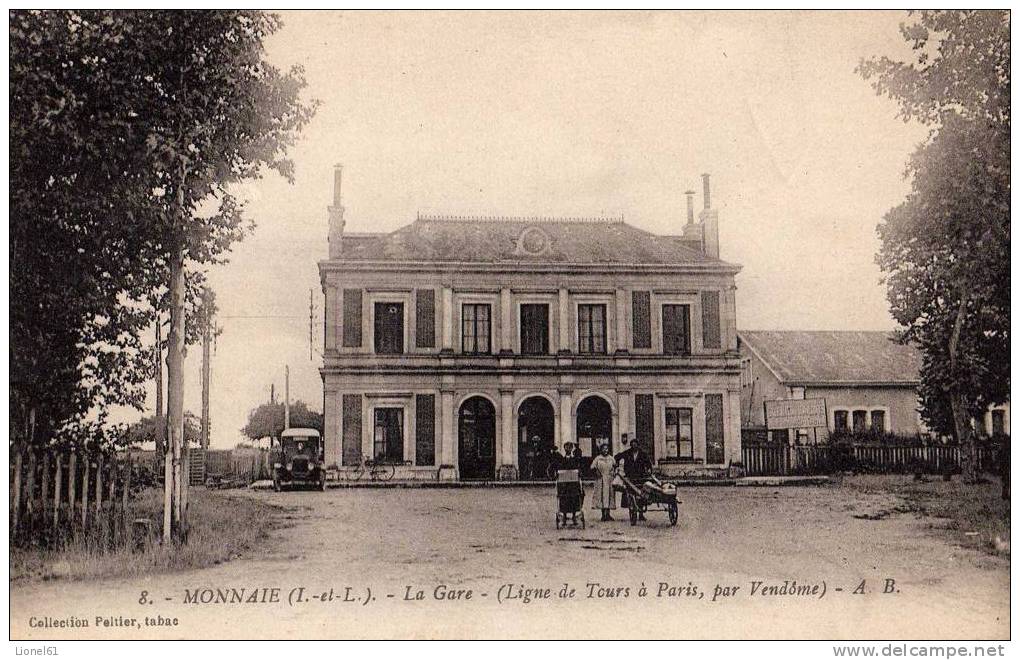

{"left": 318, "top": 168, "right": 743, "bottom": 480}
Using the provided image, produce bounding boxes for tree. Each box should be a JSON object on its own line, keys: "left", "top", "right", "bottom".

{"left": 137, "top": 11, "right": 315, "bottom": 541}
{"left": 123, "top": 413, "right": 201, "bottom": 448}
{"left": 859, "top": 11, "right": 1009, "bottom": 481}
{"left": 11, "top": 11, "right": 317, "bottom": 542}
{"left": 11, "top": 11, "right": 223, "bottom": 452}
{"left": 242, "top": 401, "right": 324, "bottom": 442}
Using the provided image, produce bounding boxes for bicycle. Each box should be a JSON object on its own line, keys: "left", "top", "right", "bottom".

{"left": 340, "top": 454, "right": 409, "bottom": 482}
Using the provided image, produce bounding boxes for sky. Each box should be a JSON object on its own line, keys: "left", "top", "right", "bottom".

{"left": 133, "top": 10, "right": 932, "bottom": 449}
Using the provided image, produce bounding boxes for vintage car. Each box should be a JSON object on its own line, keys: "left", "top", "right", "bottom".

{"left": 272, "top": 428, "right": 326, "bottom": 491}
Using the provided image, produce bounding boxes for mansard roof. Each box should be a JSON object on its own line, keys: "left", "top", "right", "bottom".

{"left": 335, "top": 215, "right": 737, "bottom": 268}
{"left": 739, "top": 330, "right": 922, "bottom": 386}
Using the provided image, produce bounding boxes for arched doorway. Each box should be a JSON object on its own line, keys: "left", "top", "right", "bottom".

{"left": 517, "top": 396, "right": 555, "bottom": 481}
{"left": 459, "top": 396, "right": 496, "bottom": 480}
{"left": 576, "top": 396, "right": 613, "bottom": 458}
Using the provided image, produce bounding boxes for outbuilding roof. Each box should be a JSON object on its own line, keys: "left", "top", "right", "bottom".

{"left": 739, "top": 330, "right": 922, "bottom": 386}
{"left": 337, "top": 215, "right": 736, "bottom": 267}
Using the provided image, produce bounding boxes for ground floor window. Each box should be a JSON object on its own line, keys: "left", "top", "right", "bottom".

{"left": 373, "top": 408, "right": 404, "bottom": 462}
{"left": 834, "top": 408, "right": 888, "bottom": 434}
{"left": 870, "top": 410, "right": 886, "bottom": 432}
{"left": 664, "top": 407, "right": 693, "bottom": 459}
{"left": 834, "top": 410, "right": 849, "bottom": 431}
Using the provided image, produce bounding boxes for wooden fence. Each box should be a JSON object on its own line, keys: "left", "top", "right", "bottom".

{"left": 10, "top": 446, "right": 140, "bottom": 548}
{"left": 741, "top": 443, "right": 1002, "bottom": 477}
{"left": 125, "top": 447, "right": 270, "bottom": 488}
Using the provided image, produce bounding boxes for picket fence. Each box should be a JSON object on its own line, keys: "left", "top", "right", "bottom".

{"left": 741, "top": 443, "right": 1002, "bottom": 477}
{"left": 10, "top": 446, "right": 141, "bottom": 548}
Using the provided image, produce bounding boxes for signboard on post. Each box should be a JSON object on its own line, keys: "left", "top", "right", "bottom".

{"left": 764, "top": 398, "right": 827, "bottom": 430}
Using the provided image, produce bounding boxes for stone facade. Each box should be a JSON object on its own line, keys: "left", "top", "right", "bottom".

{"left": 319, "top": 168, "right": 742, "bottom": 480}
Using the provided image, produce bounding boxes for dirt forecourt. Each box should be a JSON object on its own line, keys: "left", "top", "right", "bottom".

{"left": 9, "top": 476, "right": 1009, "bottom": 640}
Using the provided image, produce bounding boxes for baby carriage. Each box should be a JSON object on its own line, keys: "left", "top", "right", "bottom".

{"left": 555, "top": 469, "right": 586, "bottom": 529}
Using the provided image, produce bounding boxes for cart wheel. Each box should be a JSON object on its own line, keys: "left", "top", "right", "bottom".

{"left": 668, "top": 502, "right": 678, "bottom": 526}
{"left": 629, "top": 501, "right": 638, "bottom": 526}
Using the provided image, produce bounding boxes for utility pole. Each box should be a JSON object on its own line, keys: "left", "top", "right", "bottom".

{"left": 309, "top": 289, "right": 314, "bottom": 361}
{"left": 284, "top": 365, "right": 291, "bottom": 430}
{"left": 201, "top": 287, "right": 212, "bottom": 451}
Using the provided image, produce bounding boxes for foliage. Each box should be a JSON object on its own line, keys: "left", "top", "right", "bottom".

{"left": 9, "top": 10, "right": 316, "bottom": 449}
{"left": 123, "top": 413, "right": 202, "bottom": 449}
{"left": 828, "top": 429, "right": 930, "bottom": 447}
{"left": 242, "top": 400, "right": 324, "bottom": 441}
{"left": 858, "top": 11, "right": 1010, "bottom": 445}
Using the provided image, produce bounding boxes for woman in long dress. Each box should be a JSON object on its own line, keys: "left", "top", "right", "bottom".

{"left": 590, "top": 443, "right": 617, "bottom": 521}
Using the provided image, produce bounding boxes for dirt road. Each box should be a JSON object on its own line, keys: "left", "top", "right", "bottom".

{"left": 9, "top": 483, "right": 1009, "bottom": 639}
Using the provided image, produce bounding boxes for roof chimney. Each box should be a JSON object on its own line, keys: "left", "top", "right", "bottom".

{"left": 328, "top": 163, "right": 346, "bottom": 260}
{"left": 332, "top": 163, "right": 343, "bottom": 205}
{"left": 684, "top": 190, "right": 696, "bottom": 225}
{"left": 701, "top": 173, "right": 711, "bottom": 210}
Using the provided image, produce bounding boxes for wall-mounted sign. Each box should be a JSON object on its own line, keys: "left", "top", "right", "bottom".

{"left": 764, "top": 398, "right": 827, "bottom": 430}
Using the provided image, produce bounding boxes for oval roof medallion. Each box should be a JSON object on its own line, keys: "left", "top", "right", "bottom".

{"left": 515, "top": 226, "right": 551, "bottom": 256}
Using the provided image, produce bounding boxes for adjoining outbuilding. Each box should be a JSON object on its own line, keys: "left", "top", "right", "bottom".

{"left": 738, "top": 330, "right": 1010, "bottom": 443}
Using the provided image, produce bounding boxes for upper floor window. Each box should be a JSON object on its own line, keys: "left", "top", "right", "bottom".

{"left": 662, "top": 304, "right": 691, "bottom": 355}
{"left": 461, "top": 304, "right": 491, "bottom": 354}
{"left": 520, "top": 304, "right": 549, "bottom": 355}
{"left": 577, "top": 304, "right": 607, "bottom": 354}
{"left": 374, "top": 302, "right": 404, "bottom": 354}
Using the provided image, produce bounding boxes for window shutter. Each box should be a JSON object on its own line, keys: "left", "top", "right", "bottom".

{"left": 701, "top": 290, "right": 721, "bottom": 349}
{"left": 705, "top": 393, "right": 725, "bottom": 464}
{"left": 342, "top": 289, "right": 363, "bottom": 348}
{"left": 632, "top": 291, "right": 651, "bottom": 349}
{"left": 635, "top": 394, "right": 655, "bottom": 453}
{"left": 415, "top": 289, "right": 435, "bottom": 348}
{"left": 342, "top": 394, "right": 362, "bottom": 465}
{"left": 415, "top": 394, "right": 436, "bottom": 466}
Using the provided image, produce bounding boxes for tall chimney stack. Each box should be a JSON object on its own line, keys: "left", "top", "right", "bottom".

{"left": 701, "top": 173, "right": 711, "bottom": 210}
{"left": 684, "top": 190, "right": 696, "bottom": 225}
{"left": 327, "top": 163, "right": 346, "bottom": 260}
{"left": 333, "top": 164, "right": 343, "bottom": 205}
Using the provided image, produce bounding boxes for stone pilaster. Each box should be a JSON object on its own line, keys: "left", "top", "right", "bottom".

{"left": 558, "top": 288, "right": 570, "bottom": 353}
{"left": 438, "top": 389, "right": 457, "bottom": 480}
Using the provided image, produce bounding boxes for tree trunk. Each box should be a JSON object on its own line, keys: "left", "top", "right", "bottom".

{"left": 165, "top": 246, "right": 187, "bottom": 542}
{"left": 155, "top": 316, "right": 165, "bottom": 455}
{"left": 947, "top": 293, "right": 976, "bottom": 483}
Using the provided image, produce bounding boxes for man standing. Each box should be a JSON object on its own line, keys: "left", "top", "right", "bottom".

{"left": 621, "top": 438, "right": 654, "bottom": 520}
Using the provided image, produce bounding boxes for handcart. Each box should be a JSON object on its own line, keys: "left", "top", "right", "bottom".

{"left": 555, "top": 469, "right": 586, "bottom": 529}
{"left": 614, "top": 474, "right": 680, "bottom": 526}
